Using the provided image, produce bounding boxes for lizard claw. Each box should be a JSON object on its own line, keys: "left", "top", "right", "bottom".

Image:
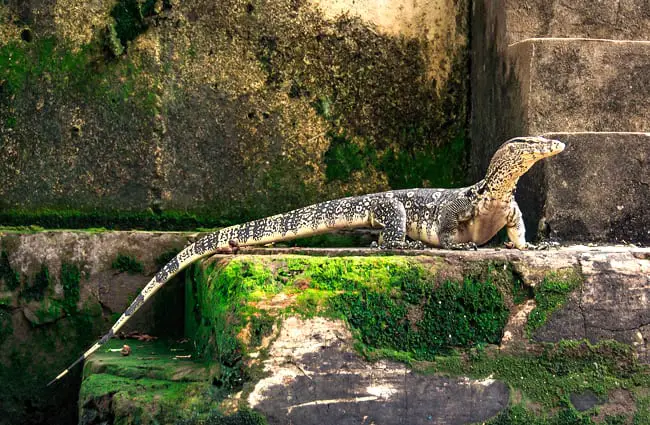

{"left": 525, "top": 241, "right": 560, "bottom": 250}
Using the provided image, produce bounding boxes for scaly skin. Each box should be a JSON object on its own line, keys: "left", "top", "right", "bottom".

{"left": 48, "top": 135, "right": 564, "bottom": 385}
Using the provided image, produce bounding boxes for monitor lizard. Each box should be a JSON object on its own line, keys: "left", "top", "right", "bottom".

{"left": 48, "top": 135, "right": 564, "bottom": 385}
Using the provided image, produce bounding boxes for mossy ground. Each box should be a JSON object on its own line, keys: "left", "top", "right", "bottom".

{"left": 80, "top": 338, "right": 268, "bottom": 425}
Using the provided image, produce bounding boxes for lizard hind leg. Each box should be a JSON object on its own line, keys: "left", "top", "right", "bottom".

{"left": 370, "top": 198, "right": 425, "bottom": 249}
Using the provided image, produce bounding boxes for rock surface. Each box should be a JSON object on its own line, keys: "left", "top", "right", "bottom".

{"left": 0, "top": 231, "right": 195, "bottom": 425}
{"left": 520, "top": 132, "right": 650, "bottom": 244}
{"left": 505, "top": 0, "right": 650, "bottom": 44}
{"left": 249, "top": 317, "right": 510, "bottom": 425}
{"left": 508, "top": 39, "right": 650, "bottom": 134}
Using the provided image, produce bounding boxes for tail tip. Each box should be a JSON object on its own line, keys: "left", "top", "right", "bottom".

{"left": 47, "top": 369, "right": 69, "bottom": 387}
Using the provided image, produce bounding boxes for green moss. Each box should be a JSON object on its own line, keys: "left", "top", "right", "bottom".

{"left": 324, "top": 132, "right": 371, "bottom": 182}
{"left": 60, "top": 263, "right": 81, "bottom": 314}
{"left": 84, "top": 339, "right": 217, "bottom": 383}
{"left": 248, "top": 311, "right": 275, "bottom": 347}
{"left": 80, "top": 373, "right": 220, "bottom": 425}
{"left": 331, "top": 274, "right": 509, "bottom": 360}
{"left": 112, "top": 253, "right": 144, "bottom": 274}
{"left": 635, "top": 393, "right": 650, "bottom": 424}
{"left": 380, "top": 131, "right": 468, "bottom": 189}
{"left": 0, "top": 208, "right": 234, "bottom": 230}
{"left": 21, "top": 264, "right": 50, "bottom": 301}
{"left": 281, "top": 232, "right": 368, "bottom": 248}
{"left": 422, "top": 340, "right": 645, "bottom": 412}
{"left": 0, "top": 251, "right": 20, "bottom": 291}
{"left": 528, "top": 271, "right": 583, "bottom": 336}
{"left": 179, "top": 409, "right": 268, "bottom": 425}
{"left": 105, "top": 23, "right": 125, "bottom": 57}
{"left": 487, "top": 405, "right": 632, "bottom": 425}
{"left": 190, "top": 256, "right": 511, "bottom": 370}
{"left": 0, "top": 35, "right": 159, "bottom": 120}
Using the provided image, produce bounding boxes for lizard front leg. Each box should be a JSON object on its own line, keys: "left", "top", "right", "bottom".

{"left": 438, "top": 197, "right": 477, "bottom": 250}
{"left": 370, "top": 199, "right": 425, "bottom": 249}
{"left": 506, "top": 203, "right": 558, "bottom": 250}
{"left": 505, "top": 201, "right": 527, "bottom": 249}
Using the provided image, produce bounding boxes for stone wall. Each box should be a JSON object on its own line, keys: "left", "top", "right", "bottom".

{"left": 0, "top": 0, "right": 469, "bottom": 228}
{"left": 470, "top": 0, "right": 650, "bottom": 244}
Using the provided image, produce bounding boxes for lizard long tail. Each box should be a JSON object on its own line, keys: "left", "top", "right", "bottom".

{"left": 47, "top": 195, "right": 374, "bottom": 386}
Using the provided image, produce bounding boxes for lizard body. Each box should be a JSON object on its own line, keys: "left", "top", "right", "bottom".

{"left": 48, "top": 136, "right": 564, "bottom": 385}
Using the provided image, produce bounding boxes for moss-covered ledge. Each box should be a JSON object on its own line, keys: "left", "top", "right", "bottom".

{"left": 1, "top": 235, "right": 642, "bottom": 424}
{"left": 131, "top": 246, "right": 646, "bottom": 424}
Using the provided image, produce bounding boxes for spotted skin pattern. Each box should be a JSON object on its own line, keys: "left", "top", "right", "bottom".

{"left": 48, "top": 136, "right": 564, "bottom": 386}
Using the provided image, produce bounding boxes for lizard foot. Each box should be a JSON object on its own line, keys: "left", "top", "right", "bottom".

{"left": 374, "top": 240, "right": 426, "bottom": 250}
{"left": 446, "top": 242, "right": 478, "bottom": 251}
{"left": 525, "top": 241, "right": 560, "bottom": 250}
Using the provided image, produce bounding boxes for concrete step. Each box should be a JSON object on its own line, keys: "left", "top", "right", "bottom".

{"left": 517, "top": 132, "right": 650, "bottom": 244}
{"left": 508, "top": 38, "right": 650, "bottom": 134}
{"left": 505, "top": 0, "right": 650, "bottom": 44}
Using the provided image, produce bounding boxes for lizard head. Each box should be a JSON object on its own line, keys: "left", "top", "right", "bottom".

{"left": 483, "top": 136, "right": 565, "bottom": 200}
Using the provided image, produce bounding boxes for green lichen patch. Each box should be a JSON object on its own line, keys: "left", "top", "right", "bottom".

{"left": 527, "top": 270, "right": 583, "bottom": 336}
{"left": 111, "top": 253, "right": 144, "bottom": 274}
{"left": 420, "top": 340, "right": 648, "bottom": 418}
{"left": 485, "top": 404, "right": 630, "bottom": 425}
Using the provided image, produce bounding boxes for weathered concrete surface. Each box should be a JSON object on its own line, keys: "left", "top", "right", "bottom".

{"left": 249, "top": 317, "right": 510, "bottom": 425}
{"left": 508, "top": 39, "right": 650, "bottom": 134}
{"left": 519, "top": 132, "right": 650, "bottom": 244}
{"left": 505, "top": 0, "right": 650, "bottom": 44}
{"left": 0, "top": 231, "right": 195, "bottom": 334}
{"left": 0, "top": 0, "right": 468, "bottom": 223}
{"left": 532, "top": 247, "right": 650, "bottom": 363}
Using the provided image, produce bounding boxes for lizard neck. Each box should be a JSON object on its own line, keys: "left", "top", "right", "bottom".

{"left": 480, "top": 157, "right": 526, "bottom": 203}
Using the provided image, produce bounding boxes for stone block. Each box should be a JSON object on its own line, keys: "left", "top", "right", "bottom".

{"left": 518, "top": 132, "right": 650, "bottom": 243}
{"left": 505, "top": 0, "right": 650, "bottom": 44}
{"left": 508, "top": 39, "right": 650, "bottom": 134}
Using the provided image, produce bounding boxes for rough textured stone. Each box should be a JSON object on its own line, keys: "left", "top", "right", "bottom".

{"left": 0, "top": 0, "right": 469, "bottom": 223}
{"left": 508, "top": 39, "right": 650, "bottom": 134}
{"left": 505, "top": 0, "right": 650, "bottom": 45}
{"left": 531, "top": 247, "right": 650, "bottom": 363}
{"left": 249, "top": 317, "right": 510, "bottom": 425}
{"left": 517, "top": 132, "right": 650, "bottom": 244}
{"left": 0, "top": 231, "right": 195, "bottom": 425}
